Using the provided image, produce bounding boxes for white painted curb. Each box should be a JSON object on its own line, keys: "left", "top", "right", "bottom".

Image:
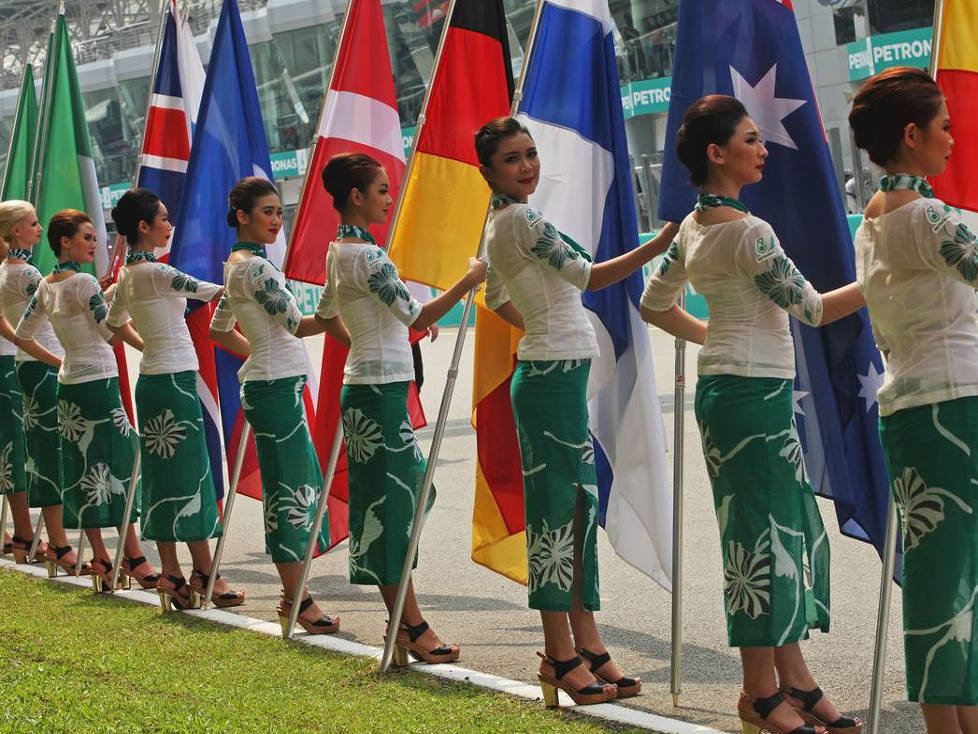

{"left": 0, "top": 557, "right": 725, "bottom": 734}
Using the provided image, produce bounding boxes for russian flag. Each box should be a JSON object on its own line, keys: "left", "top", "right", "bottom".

{"left": 168, "top": 0, "right": 284, "bottom": 500}
{"left": 517, "top": 0, "right": 672, "bottom": 589}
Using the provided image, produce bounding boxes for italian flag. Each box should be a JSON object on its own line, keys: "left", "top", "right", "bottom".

{"left": 0, "top": 65, "right": 38, "bottom": 201}
{"left": 30, "top": 13, "right": 109, "bottom": 277}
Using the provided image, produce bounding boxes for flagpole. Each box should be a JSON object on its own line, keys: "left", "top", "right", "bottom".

{"left": 203, "top": 422, "right": 251, "bottom": 608}
{"left": 27, "top": 514, "right": 44, "bottom": 564}
{"left": 107, "top": 454, "right": 141, "bottom": 592}
{"left": 383, "top": 0, "right": 460, "bottom": 244}
{"left": 281, "top": 0, "right": 356, "bottom": 272}
{"left": 670, "top": 290, "right": 686, "bottom": 707}
{"left": 75, "top": 530, "right": 86, "bottom": 576}
{"left": 283, "top": 420, "right": 344, "bottom": 638}
{"left": 378, "top": 0, "right": 546, "bottom": 674}
{"left": 929, "top": 0, "right": 946, "bottom": 80}
{"left": 0, "top": 498, "right": 9, "bottom": 557}
{"left": 29, "top": 20, "right": 59, "bottom": 209}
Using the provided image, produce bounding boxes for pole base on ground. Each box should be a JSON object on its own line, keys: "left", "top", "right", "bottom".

{"left": 672, "top": 692, "right": 679, "bottom": 707}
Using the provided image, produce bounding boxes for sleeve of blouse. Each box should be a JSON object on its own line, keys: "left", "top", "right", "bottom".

{"left": 105, "top": 279, "right": 131, "bottom": 328}
{"left": 315, "top": 255, "right": 339, "bottom": 320}
{"left": 738, "top": 223, "right": 823, "bottom": 327}
{"left": 78, "top": 275, "right": 114, "bottom": 341}
{"left": 247, "top": 259, "right": 303, "bottom": 335}
{"left": 484, "top": 260, "right": 510, "bottom": 310}
{"left": 209, "top": 292, "right": 236, "bottom": 333}
{"left": 14, "top": 282, "right": 47, "bottom": 340}
{"left": 917, "top": 200, "right": 978, "bottom": 286}
{"left": 517, "top": 206, "right": 592, "bottom": 290}
{"left": 358, "top": 246, "right": 423, "bottom": 327}
{"left": 151, "top": 262, "right": 222, "bottom": 301}
{"left": 640, "top": 238, "right": 688, "bottom": 312}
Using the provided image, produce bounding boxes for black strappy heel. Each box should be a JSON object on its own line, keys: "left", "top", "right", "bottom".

{"left": 121, "top": 555, "right": 160, "bottom": 590}
{"left": 781, "top": 686, "right": 862, "bottom": 733}
{"left": 189, "top": 570, "right": 244, "bottom": 608}
{"left": 738, "top": 691, "right": 819, "bottom": 734}
{"left": 536, "top": 651, "right": 617, "bottom": 707}
{"left": 577, "top": 647, "right": 642, "bottom": 698}
{"left": 157, "top": 575, "right": 194, "bottom": 611}
{"left": 276, "top": 594, "right": 339, "bottom": 636}
{"left": 389, "top": 620, "right": 460, "bottom": 666}
{"left": 44, "top": 545, "right": 90, "bottom": 578}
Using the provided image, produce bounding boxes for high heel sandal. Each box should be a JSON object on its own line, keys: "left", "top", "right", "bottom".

{"left": 276, "top": 594, "right": 339, "bottom": 636}
{"left": 44, "top": 545, "right": 90, "bottom": 578}
{"left": 388, "top": 620, "right": 460, "bottom": 666}
{"left": 89, "top": 558, "right": 122, "bottom": 593}
{"left": 577, "top": 647, "right": 642, "bottom": 698}
{"left": 120, "top": 556, "right": 160, "bottom": 590}
{"left": 781, "top": 686, "right": 862, "bottom": 733}
{"left": 157, "top": 575, "right": 196, "bottom": 611}
{"left": 10, "top": 535, "right": 44, "bottom": 564}
{"left": 536, "top": 651, "right": 617, "bottom": 707}
{"left": 189, "top": 570, "right": 244, "bottom": 608}
{"left": 738, "top": 691, "right": 822, "bottom": 734}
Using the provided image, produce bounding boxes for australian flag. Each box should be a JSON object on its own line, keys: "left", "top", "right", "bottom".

{"left": 659, "top": 0, "right": 894, "bottom": 566}
{"left": 168, "top": 0, "right": 282, "bottom": 500}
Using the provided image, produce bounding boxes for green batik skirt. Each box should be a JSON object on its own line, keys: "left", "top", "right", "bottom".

{"left": 879, "top": 397, "right": 978, "bottom": 705}
{"left": 241, "top": 375, "right": 328, "bottom": 563}
{"left": 57, "top": 378, "right": 139, "bottom": 530}
{"left": 341, "top": 381, "right": 434, "bottom": 585}
{"left": 511, "top": 359, "right": 600, "bottom": 613}
{"left": 0, "top": 356, "right": 26, "bottom": 496}
{"left": 16, "top": 361, "right": 62, "bottom": 507}
{"left": 135, "top": 371, "right": 221, "bottom": 543}
{"left": 694, "top": 375, "right": 830, "bottom": 648}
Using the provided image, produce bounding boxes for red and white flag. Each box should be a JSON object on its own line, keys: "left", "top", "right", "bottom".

{"left": 284, "top": 0, "right": 424, "bottom": 549}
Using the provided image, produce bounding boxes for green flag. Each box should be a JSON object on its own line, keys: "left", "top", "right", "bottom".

{"left": 1, "top": 65, "right": 38, "bottom": 201}
{"left": 30, "top": 14, "right": 108, "bottom": 276}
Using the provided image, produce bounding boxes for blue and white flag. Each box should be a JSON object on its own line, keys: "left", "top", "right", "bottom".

{"left": 659, "top": 0, "right": 894, "bottom": 567}
{"left": 169, "top": 0, "right": 289, "bottom": 500}
{"left": 518, "top": 0, "right": 672, "bottom": 589}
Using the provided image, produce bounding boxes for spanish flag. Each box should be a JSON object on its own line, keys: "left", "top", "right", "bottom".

{"left": 931, "top": 0, "right": 978, "bottom": 211}
{"left": 386, "top": 0, "right": 513, "bottom": 289}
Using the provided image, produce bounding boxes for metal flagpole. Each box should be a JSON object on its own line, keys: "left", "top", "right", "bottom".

{"left": 867, "top": 5, "right": 943, "bottom": 729}
{"left": 203, "top": 423, "right": 252, "bottom": 607}
{"left": 27, "top": 513, "right": 45, "bottom": 564}
{"left": 867, "top": 499, "right": 898, "bottom": 734}
{"left": 280, "top": 0, "right": 355, "bottom": 269}
{"left": 0, "top": 497, "right": 8, "bottom": 556}
{"left": 378, "top": 0, "right": 547, "bottom": 674}
{"left": 284, "top": 421, "right": 344, "bottom": 638}
{"left": 75, "top": 530, "right": 86, "bottom": 576}
{"left": 670, "top": 290, "right": 686, "bottom": 706}
{"left": 107, "top": 453, "right": 141, "bottom": 591}
{"left": 28, "top": 8, "right": 61, "bottom": 208}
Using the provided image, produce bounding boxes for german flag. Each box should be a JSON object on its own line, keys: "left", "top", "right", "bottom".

{"left": 387, "top": 0, "right": 513, "bottom": 289}
{"left": 931, "top": 1, "right": 978, "bottom": 211}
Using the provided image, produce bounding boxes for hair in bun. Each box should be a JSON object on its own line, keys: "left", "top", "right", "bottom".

{"left": 111, "top": 188, "right": 161, "bottom": 242}
{"left": 675, "top": 94, "right": 748, "bottom": 187}
{"left": 226, "top": 177, "right": 279, "bottom": 228}
{"left": 321, "top": 153, "right": 383, "bottom": 211}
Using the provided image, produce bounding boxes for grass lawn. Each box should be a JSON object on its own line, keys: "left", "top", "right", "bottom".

{"left": 0, "top": 569, "right": 647, "bottom": 733}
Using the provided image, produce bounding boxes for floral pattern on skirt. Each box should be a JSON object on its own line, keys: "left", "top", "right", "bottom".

{"left": 57, "top": 378, "right": 138, "bottom": 529}
{"left": 341, "top": 381, "right": 434, "bottom": 585}
{"left": 880, "top": 397, "right": 978, "bottom": 705}
{"left": 0, "top": 356, "right": 26, "bottom": 496}
{"left": 695, "top": 374, "right": 830, "bottom": 648}
{"left": 241, "top": 375, "right": 328, "bottom": 563}
{"left": 136, "top": 371, "right": 221, "bottom": 542}
{"left": 511, "top": 359, "right": 600, "bottom": 612}
{"left": 16, "top": 361, "right": 62, "bottom": 507}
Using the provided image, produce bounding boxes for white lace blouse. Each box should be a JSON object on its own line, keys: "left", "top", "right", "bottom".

{"left": 855, "top": 197, "right": 978, "bottom": 416}
{"left": 15, "top": 272, "right": 116, "bottom": 384}
{"left": 484, "top": 202, "right": 598, "bottom": 361}
{"left": 641, "top": 212, "right": 823, "bottom": 380}
{"left": 316, "top": 242, "right": 422, "bottom": 385}
{"left": 209, "top": 256, "right": 307, "bottom": 382}
{"left": 0, "top": 262, "right": 64, "bottom": 362}
{"left": 106, "top": 261, "right": 221, "bottom": 375}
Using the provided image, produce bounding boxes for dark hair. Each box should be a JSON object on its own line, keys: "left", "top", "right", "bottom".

{"left": 47, "top": 209, "right": 92, "bottom": 256}
{"left": 474, "top": 117, "right": 532, "bottom": 167}
{"left": 849, "top": 66, "right": 944, "bottom": 166}
{"left": 675, "top": 95, "right": 749, "bottom": 187}
{"left": 111, "top": 188, "right": 161, "bottom": 242}
{"left": 321, "top": 153, "right": 383, "bottom": 211}
{"left": 226, "top": 177, "right": 279, "bottom": 227}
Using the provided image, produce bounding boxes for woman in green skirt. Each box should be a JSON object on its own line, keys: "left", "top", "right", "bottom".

{"left": 476, "top": 117, "right": 678, "bottom": 706}
{"left": 850, "top": 67, "right": 978, "bottom": 734}
{"left": 107, "top": 189, "right": 243, "bottom": 609}
{"left": 642, "top": 96, "right": 864, "bottom": 734}
{"left": 0, "top": 200, "right": 84, "bottom": 575}
{"left": 315, "top": 152, "right": 485, "bottom": 664}
{"left": 209, "top": 177, "right": 335, "bottom": 634}
{"left": 15, "top": 208, "right": 156, "bottom": 591}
